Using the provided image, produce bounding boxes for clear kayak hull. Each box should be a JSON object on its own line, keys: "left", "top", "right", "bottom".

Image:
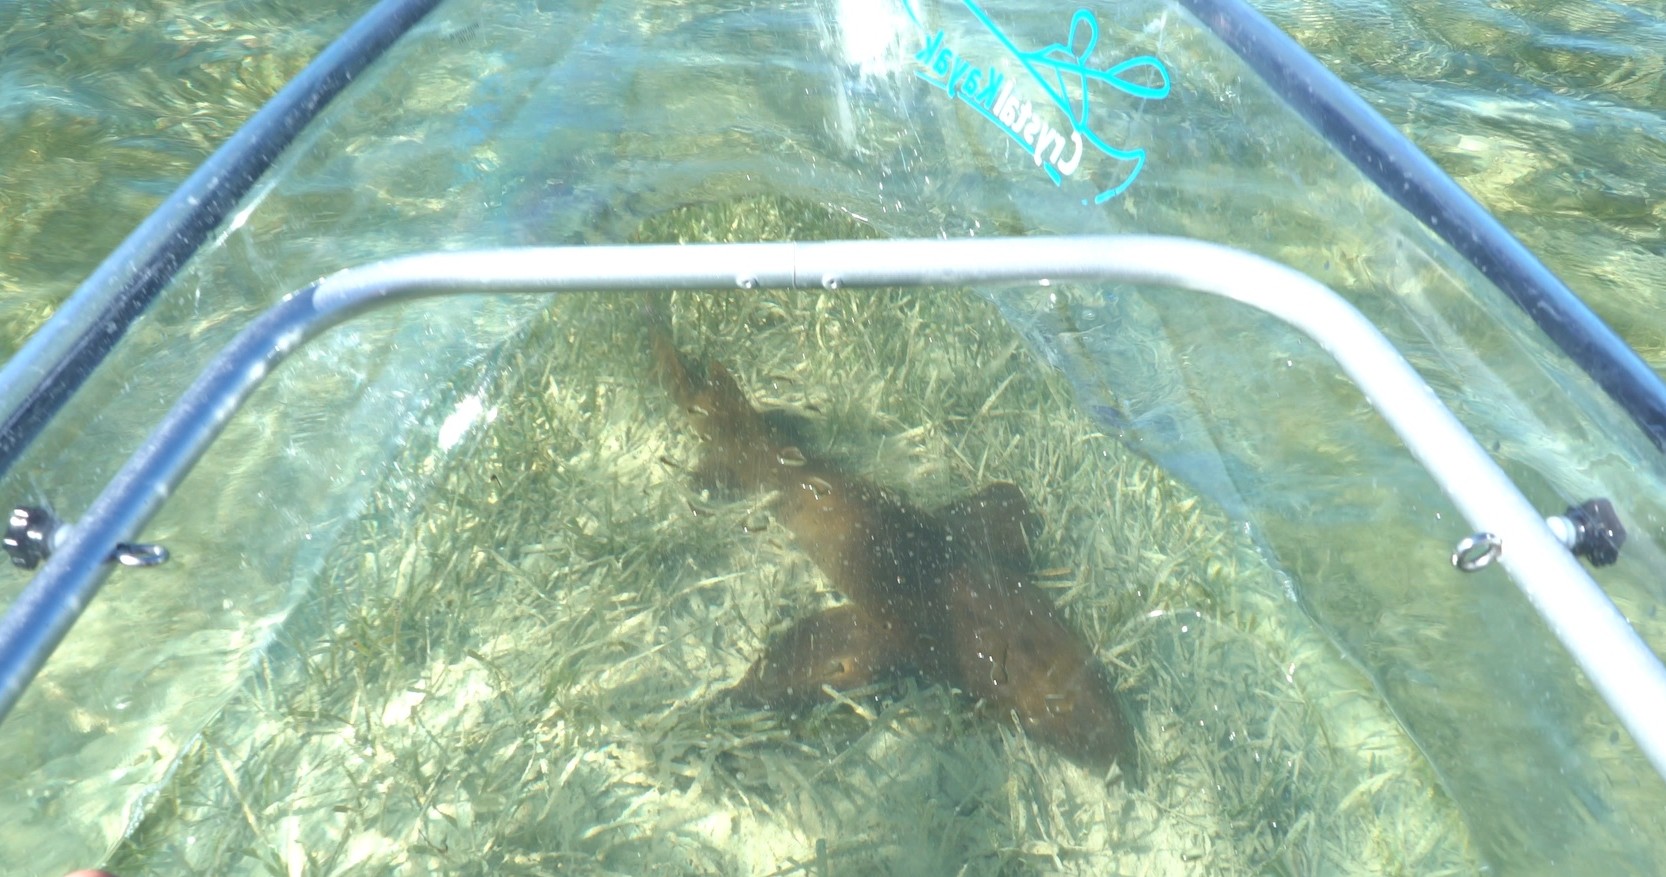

{"left": 2, "top": 0, "right": 1664, "bottom": 874}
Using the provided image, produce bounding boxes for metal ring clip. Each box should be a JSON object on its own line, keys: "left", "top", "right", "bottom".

{"left": 1452, "top": 532, "right": 1502, "bottom": 571}
{"left": 113, "top": 543, "right": 170, "bottom": 567}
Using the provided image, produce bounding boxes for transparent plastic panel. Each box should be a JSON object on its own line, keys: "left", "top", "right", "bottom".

{"left": 1, "top": 0, "right": 1663, "bottom": 873}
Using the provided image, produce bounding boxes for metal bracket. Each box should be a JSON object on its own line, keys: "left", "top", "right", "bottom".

{"left": 4, "top": 506, "right": 168, "bottom": 571}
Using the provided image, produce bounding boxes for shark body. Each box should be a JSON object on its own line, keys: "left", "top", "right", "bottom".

{"left": 651, "top": 312, "right": 1136, "bottom": 776}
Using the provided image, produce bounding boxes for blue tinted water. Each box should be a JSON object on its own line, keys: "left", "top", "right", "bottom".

{"left": 7, "top": 0, "right": 1663, "bottom": 365}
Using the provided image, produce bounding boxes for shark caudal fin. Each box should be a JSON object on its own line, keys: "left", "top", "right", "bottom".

{"left": 644, "top": 299, "right": 803, "bottom": 495}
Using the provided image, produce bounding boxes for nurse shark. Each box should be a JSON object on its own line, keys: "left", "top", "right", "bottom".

{"left": 649, "top": 308, "right": 1137, "bottom": 777}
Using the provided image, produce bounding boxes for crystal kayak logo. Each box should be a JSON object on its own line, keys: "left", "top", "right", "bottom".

{"left": 906, "top": 1, "right": 1170, "bottom": 203}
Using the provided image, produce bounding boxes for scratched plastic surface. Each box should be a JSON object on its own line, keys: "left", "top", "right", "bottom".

{"left": 2, "top": 0, "right": 1665, "bottom": 873}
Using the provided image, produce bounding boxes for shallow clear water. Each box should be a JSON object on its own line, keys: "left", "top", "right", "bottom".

{"left": 1260, "top": 0, "right": 1666, "bottom": 363}
{"left": 1, "top": 1, "right": 1664, "bottom": 875}
{"left": 6, "top": 0, "right": 1663, "bottom": 367}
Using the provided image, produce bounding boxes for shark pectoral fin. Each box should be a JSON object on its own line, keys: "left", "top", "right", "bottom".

{"left": 937, "top": 481, "right": 1042, "bottom": 569}
{"left": 728, "top": 605, "right": 908, "bottom": 710}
